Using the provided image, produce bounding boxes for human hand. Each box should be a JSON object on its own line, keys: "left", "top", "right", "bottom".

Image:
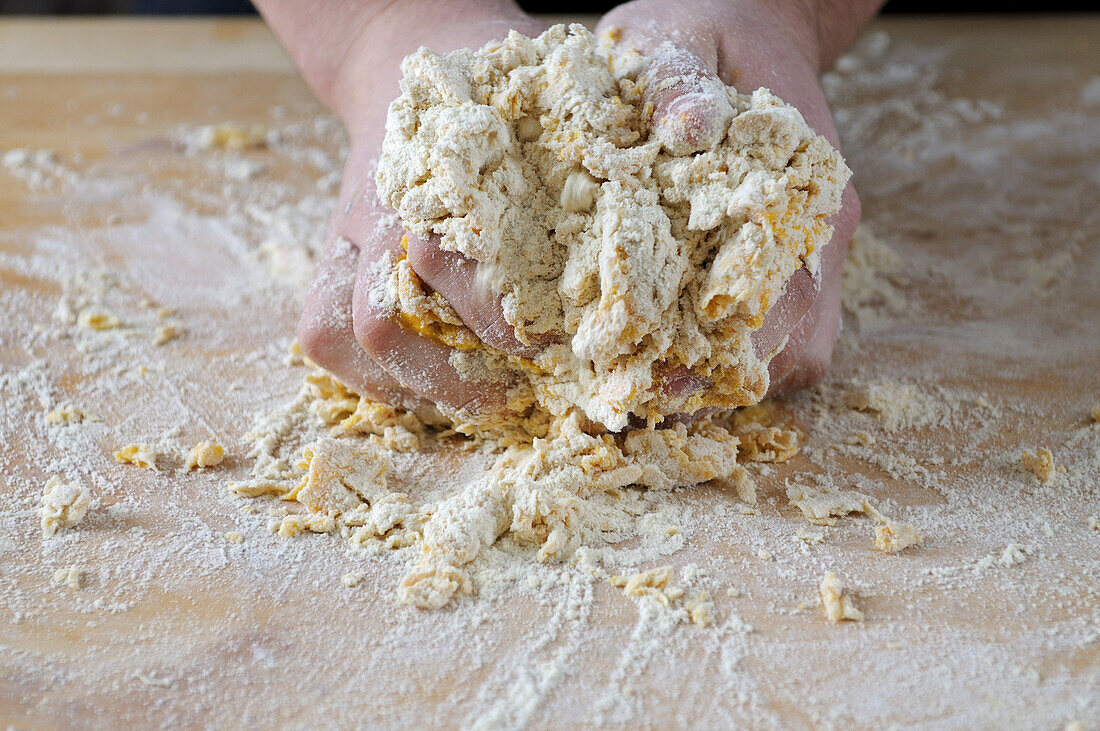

{"left": 256, "top": 0, "right": 548, "bottom": 418}
{"left": 596, "top": 0, "right": 870, "bottom": 394}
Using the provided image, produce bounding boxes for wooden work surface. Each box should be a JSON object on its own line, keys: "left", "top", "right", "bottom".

{"left": 1, "top": 16, "right": 1098, "bottom": 729}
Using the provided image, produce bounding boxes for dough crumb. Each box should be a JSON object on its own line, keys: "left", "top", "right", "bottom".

{"left": 52, "top": 566, "right": 85, "bottom": 589}
{"left": 342, "top": 571, "right": 365, "bottom": 588}
{"left": 153, "top": 324, "right": 183, "bottom": 345}
{"left": 786, "top": 482, "right": 875, "bottom": 525}
{"left": 277, "top": 513, "right": 336, "bottom": 537}
{"left": 820, "top": 571, "right": 864, "bottom": 623}
{"left": 225, "top": 531, "right": 244, "bottom": 543}
{"left": 999, "top": 543, "right": 1032, "bottom": 566}
{"left": 795, "top": 528, "right": 825, "bottom": 545}
{"left": 1020, "top": 448, "right": 1055, "bottom": 483}
{"left": 77, "top": 308, "right": 121, "bottom": 330}
{"left": 610, "top": 566, "right": 714, "bottom": 626}
{"left": 193, "top": 122, "right": 267, "bottom": 151}
{"left": 40, "top": 477, "right": 91, "bottom": 538}
{"left": 844, "top": 430, "right": 875, "bottom": 446}
{"left": 757, "top": 549, "right": 773, "bottom": 561}
{"left": 1090, "top": 405, "right": 1100, "bottom": 423}
{"left": 684, "top": 591, "right": 715, "bottom": 627}
{"left": 45, "top": 405, "right": 84, "bottom": 425}
{"left": 874, "top": 520, "right": 923, "bottom": 553}
{"left": 114, "top": 443, "right": 160, "bottom": 470}
{"left": 185, "top": 441, "right": 225, "bottom": 471}
{"left": 736, "top": 424, "right": 799, "bottom": 462}
{"left": 611, "top": 566, "right": 684, "bottom": 607}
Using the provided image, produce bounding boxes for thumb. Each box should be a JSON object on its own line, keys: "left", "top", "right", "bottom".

{"left": 599, "top": 19, "right": 733, "bottom": 157}
{"left": 641, "top": 43, "right": 734, "bottom": 155}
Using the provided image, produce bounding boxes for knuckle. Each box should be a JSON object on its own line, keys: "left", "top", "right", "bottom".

{"left": 297, "top": 314, "right": 338, "bottom": 369}
{"left": 352, "top": 306, "right": 395, "bottom": 358}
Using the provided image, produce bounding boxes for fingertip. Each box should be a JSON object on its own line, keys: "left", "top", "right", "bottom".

{"left": 404, "top": 233, "right": 541, "bottom": 359}
{"left": 653, "top": 86, "right": 734, "bottom": 155}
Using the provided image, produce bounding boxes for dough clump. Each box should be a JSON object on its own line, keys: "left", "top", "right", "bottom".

{"left": 40, "top": 477, "right": 91, "bottom": 537}
{"left": 376, "top": 24, "right": 850, "bottom": 431}
{"left": 240, "top": 27, "right": 849, "bottom": 611}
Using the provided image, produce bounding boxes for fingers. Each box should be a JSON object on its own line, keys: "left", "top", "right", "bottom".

{"left": 599, "top": 19, "right": 733, "bottom": 156}
{"left": 766, "top": 182, "right": 860, "bottom": 394}
{"left": 350, "top": 250, "right": 510, "bottom": 416}
{"left": 640, "top": 44, "right": 735, "bottom": 155}
{"left": 297, "top": 234, "right": 429, "bottom": 413}
{"left": 751, "top": 266, "right": 818, "bottom": 360}
{"left": 404, "top": 234, "right": 541, "bottom": 358}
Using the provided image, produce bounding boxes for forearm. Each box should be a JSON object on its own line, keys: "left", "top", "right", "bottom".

{"left": 253, "top": 0, "right": 529, "bottom": 120}
{"left": 805, "top": 0, "right": 886, "bottom": 69}
{"left": 252, "top": 0, "right": 379, "bottom": 112}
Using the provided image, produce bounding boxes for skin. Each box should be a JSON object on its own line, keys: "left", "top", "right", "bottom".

{"left": 253, "top": 0, "right": 883, "bottom": 421}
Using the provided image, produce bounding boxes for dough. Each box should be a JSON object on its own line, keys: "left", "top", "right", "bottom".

{"left": 820, "top": 571, "right": 863, "bottom": 622}
{"left": 40, "top": 477, "right": 91, "bottom": 538}
{"left": 376, "top": 24, "right": 849, "bottom": 432}
{"left": 244, "top": 26, "right": 849, "bottom": 610}
{"left": 114, "top": 443, "right": 160, "bottom": 470}
{"left": 185, "top": 441, "right": 225, "bottom": 470}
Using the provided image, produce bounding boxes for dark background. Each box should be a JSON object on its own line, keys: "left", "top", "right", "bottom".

{"left": 0, "top": 0, "right": 1096, "bottom": 13}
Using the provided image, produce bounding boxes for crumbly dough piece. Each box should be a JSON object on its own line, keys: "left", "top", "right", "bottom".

{"left": 40, "top": 477, "right": 91, "bottom": 537}
{"left": 153, "top": 324, "right": 183, "bottom": 345}
{"left": 612, "top": 566, "right": 683, "bottom": 605}
{"left": 786, "top": 483, "right": 876, "bottom": 526}
{"left": 376, "top": 24, "right": 849, "bottom": 431}
{"left": 193, "top": 123, "right": 267, "bottom": 151}
{"left": 185, "top": 441, "right": 225, "bottom": 470}
{"left": 52, "top": 566, "right": 85, "bottom": 589}
{"left": 77, "top": 308, "right": 121, "bottom": 330}
{"left": 820, "top": 571, "right": 863, "bottom": 622}
{"left": 114, "top": 444, "right": 160, "bottom": 470}
{"left": 735, "top": 423, "right": 799, "bottom": 462}
{"left": 276, "top": 513, "right": 336, "bottom": 537}
{"left": 611, "top": 566, "right": 714, "bottom": 627}
{"left": 45, "top": 405, "right": 84, "bottom": 425}
{"left": 874, "top": 520, "right": 922, "bottom": 553}
{"left": 290, "top": 438, "right": 392, "bottom": 516}
{"left": 1020, "top": 448, "right": 1055, "bottom": 483}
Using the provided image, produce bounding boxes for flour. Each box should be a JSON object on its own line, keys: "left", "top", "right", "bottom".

{"left": 4, "top": 19, "right": 1100, "bottom": 727}
{"left": 375, "top": 24, "right": 849, "bottom": 431}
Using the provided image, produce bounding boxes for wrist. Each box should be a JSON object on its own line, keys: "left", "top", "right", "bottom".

{"left": 330, "top": 0, "right": 535, "bottom": 126}
{"left": 721, "top": 0, "right": 882, "bottom": 72}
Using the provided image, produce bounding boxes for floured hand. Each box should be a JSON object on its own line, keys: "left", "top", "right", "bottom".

{"left": 256, "top": 0, "right": 549, "bottom": 416}
{"left": 596, "top": 0, "right": 865, "bottom": 394}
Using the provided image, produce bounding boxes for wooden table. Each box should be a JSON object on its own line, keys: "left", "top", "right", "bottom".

{"left": 1, "top": 17, "right": 1098, "bottom": 728}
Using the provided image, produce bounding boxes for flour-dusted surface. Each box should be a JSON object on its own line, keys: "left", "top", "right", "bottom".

{"left": 1, "top": 17, "right": 1099, "bottom": 729}
{"left": 376, "top": 25, "right": 848, "bottom": 430}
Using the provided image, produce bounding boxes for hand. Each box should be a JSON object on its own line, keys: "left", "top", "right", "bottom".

{"left": 596, "top": 0, "right": 868, "bottom": 395}
{"left": 256, "top": 0, "right": 548, "bottom": 418}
